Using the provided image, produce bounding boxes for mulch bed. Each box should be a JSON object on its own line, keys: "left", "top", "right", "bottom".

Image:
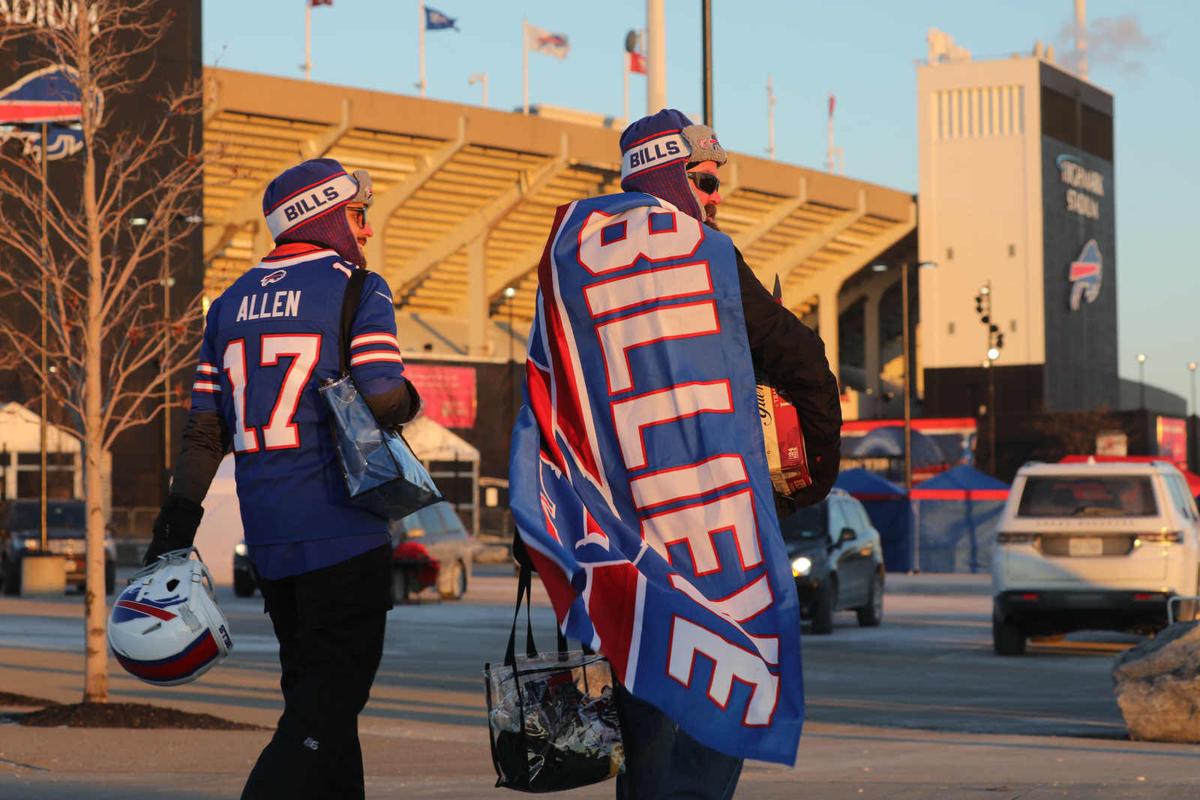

{"left": 0, "top": 696, "right": 264, "bottom": 730}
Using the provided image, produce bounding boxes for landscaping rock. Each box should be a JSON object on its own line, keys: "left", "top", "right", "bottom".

{"left": 1112, "top": 621, "right": 1200, "bottom": 743}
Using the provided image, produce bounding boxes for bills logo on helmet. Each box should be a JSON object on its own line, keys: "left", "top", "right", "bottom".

{"left": 1068, "top": 239, "right": 1102, "bottom": 311}
{"left": 0, "top": 66, "right": 102, "bottom": 161}
{"left": 109, "top": 554, "right": 232, "bottom": 686}
{"left": 260, "top": 269, "right": 288, "bottom": 287}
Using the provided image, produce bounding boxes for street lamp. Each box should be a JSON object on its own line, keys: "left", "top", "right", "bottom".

{"left": 974, "top": 282, "right": 1005, "bottom": 475}
{"left": 503, "top": 286, "right": 517, "bottom": 362}
{"left": 468, "top": 72, "right": 489, "bottom": 107}
{"left": 1137, "top": 353, "right": 1147, "bottom": 410}
{"left": 1189, "top": 361, "right": 1197, "bottom": 417}
{"left": 871, "top": 260, "right": 937, "bottom": 494}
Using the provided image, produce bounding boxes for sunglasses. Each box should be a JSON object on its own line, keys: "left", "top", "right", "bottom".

{"left": 687, "top": 171, "right": 720, "bottom": 195}
{"left": 347, "top": 205, "right": 368, "bottom": 227}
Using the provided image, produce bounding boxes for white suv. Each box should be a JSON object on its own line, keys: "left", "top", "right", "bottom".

{"left": 991, "top": 460, "right": 1200, "bottom": 655}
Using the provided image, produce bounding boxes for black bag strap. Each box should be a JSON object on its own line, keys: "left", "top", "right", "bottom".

{"left": 504, "top": 560, "right": 538, "bottom": 666}
{"left": 338, "top": 268, "right": 370, "bottom": 376}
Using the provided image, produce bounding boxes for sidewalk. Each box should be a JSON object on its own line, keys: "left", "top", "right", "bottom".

{"left": 3, "top": 720, "right": 1199, "bottom": 799}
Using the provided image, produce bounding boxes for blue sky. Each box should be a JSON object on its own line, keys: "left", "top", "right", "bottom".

{"left": 204, "top": 1, "right": 1200, "bottom": 407}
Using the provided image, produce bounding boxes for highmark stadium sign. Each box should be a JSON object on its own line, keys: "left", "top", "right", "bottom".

{"left": 1057, "top": 154, "right": 1104, "bottom": 220}
{"left": 0, "top": 0, "right": 99, "bottom": 33}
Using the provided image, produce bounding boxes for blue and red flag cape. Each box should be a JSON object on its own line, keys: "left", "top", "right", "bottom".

{"left": 509, "top": 191, "right": 804, "bottom": 765}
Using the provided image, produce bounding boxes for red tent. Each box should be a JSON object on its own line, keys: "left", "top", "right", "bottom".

{"left": 1059, "top": 455, "right": 1200, "bottom": 497}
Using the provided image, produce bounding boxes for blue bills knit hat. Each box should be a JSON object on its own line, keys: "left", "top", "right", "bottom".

{"left": 261, "top": 157, "right": 373, "bottom": 265}
{"left": 619, "top": 109, "right": 727, "bottom": 222}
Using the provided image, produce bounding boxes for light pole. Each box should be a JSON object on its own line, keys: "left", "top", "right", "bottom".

{"left": 468, "top": 72, "right": 489, "bottom": 107}
{"left": 161, "top": 225, "right": 176, "bottom": 502}
{"left": 503, "top": 286, "right": 516, "bottom": 363}
{"left": 1189, "top": 361, "right": 1197, "bottom": 417}
{"left": 974, "top": 282, "right": 1005, "bottom": 475}
{"left": 873, "top": 260, "right": 937, "bottom": 492}
{"left": 1137, "top": 353, "right": 1147, "bottom": 410}
{"left": 39, "top": 121, "right": 48, "bottom": 550}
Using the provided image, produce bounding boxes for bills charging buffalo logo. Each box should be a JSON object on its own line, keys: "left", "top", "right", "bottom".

{"left": 0, "top": 65, "right": 102, "bottom": 161}
{"left": 260, "top": 269, "right": 288, "bottom": 288}
{"left": 1068, "top": 239, "right": 1102, "bottom": 311}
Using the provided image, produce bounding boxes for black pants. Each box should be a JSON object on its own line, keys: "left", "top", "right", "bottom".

{"left": 613, "top": 685, "right": 743, "bottom": 799}
{"left": 241, "top": 545, "right": 392, "bottom": 800}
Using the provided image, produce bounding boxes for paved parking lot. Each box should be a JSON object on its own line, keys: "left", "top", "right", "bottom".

{"left": 1, "top": 568, "right": 1197, "bottom": 798}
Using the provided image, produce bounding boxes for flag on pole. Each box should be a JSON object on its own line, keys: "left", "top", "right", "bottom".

{"left": 828, "top": 93, "right": 836, "bottom": 117}
{"left": 424, "top": 5, "right": 458, "bottom": 31}
{"left": 309, "top": 0, "right": 332, "bottom": 7}
{"left": 626, "top": 51, "right": 646, "bottom": 75}
{"left": 526, "top": 24, "right": 570, "bottom": 59}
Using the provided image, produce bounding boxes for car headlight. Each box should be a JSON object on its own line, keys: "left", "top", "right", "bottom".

{"left": 791, "top": 556, "right": 813, "bottom": 577}
{"left": 234, "top": 542, "right": 248, "bottom": 557}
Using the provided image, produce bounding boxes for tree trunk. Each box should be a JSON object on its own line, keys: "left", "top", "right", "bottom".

{"left": 80, "top": 4, "right": 107, "bottom": 705}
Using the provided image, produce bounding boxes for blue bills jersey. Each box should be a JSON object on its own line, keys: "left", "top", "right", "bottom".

{"left": 191, "top": 243, "right": 408, "bottom": 547}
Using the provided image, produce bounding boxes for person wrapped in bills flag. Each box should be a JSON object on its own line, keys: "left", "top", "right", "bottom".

{"left": 508, "top": 108, "right": 841, "bottom": 799}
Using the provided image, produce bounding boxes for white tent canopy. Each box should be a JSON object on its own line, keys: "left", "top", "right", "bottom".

{"left": 0, "top": 402, "right": 84, "bottom": 501}
{"left": 403, "top": 414, "right": 479, "bottom": 464}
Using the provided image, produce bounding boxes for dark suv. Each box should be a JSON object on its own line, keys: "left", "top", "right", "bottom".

{"left": 0, "top": 499, "right": 116, "bottom": 595}
{"left": 778, "top": 489, "right": 885, "bottom": 634}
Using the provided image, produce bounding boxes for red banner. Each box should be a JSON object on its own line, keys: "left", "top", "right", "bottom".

{"left": 402, "top": 364, "right": 477, "bottom": 428}
{"left": 1156, "top": 416, "right": 1188, "bottom": 468}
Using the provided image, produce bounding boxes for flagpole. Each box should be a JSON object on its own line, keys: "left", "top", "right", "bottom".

{"left": 522, "top": 19, "right": 530, "bottom": 115}
{"left": 304, "top": 1, "right": 312, "bottom": 81}
{"left": 766, "top": 75, "right": 776, "bottom": 160}
{"left": 623, "top": 55, "right": 630, "bottom": 122}
{"left": 419, "top": 2, "right": 429, "bottom": 96}
{"left": 646, "top": 0, "right": 666, "bottom": 113}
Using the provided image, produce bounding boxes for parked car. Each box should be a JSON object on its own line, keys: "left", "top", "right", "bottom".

{"left": 778, "top": 489, "right": 885, "bottom": 634}
{"left": 991, "top": 460, "right": 1200, "bottom": 655}
{"left": 230, "top": 501, "right": 475, "bottom": 603}
{"left": 0, "top": 499, "right": 115, "bottom": 596}
{"left": 231, "top": 540, "right": 257, "bottom": 598}
{"left": 390, "top": 502, "right": 473, "bottom": 604}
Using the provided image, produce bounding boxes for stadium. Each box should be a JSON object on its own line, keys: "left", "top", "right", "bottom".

{"left": 1, "top": 1, "right": 1192, "bottom": 541}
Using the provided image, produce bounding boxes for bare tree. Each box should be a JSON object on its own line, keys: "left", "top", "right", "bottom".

{"left": 0, "top": 0, "right": 204, "bottom": 703}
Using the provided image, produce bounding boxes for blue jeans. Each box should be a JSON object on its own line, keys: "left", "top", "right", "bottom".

{"left": 614, "top": 685, "right": 744, "bottom": 799}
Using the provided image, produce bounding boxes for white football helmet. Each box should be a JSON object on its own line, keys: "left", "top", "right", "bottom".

{"left": 108, "top": 548, "right": 233, "bottom": 686}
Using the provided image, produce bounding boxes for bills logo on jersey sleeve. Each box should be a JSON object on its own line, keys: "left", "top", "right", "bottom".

{"left": 509, "top": 192, "right": 803, "bottom": 766}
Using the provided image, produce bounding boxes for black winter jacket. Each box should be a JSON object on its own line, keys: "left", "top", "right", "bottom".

{"left": 734, "top": 247, "right": 842, "bottom": 509}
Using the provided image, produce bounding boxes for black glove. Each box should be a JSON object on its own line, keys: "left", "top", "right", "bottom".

{"left": 143, "top": 496, "right": 205, "bottom": 566}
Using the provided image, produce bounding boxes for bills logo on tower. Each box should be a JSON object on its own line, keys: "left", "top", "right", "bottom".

{"left": 1068, "top": 239, "right": 1102, "bottom": 311}
{"left": 0, "top": 66, "right": 100, "bottom": 161}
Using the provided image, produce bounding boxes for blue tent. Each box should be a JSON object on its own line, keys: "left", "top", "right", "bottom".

{"left": 911, "top": 465, "right": 1010, "bottom": 573}
{"left": 834, "top": 468, "right": 913, "bottom": 572}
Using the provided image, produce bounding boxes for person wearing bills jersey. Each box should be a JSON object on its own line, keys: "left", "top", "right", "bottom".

{"left": 565, "top": 110, "right": 839, "bottom": 798}
{"left": 144, "top": 158, "right": 419, "bottom": 799}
